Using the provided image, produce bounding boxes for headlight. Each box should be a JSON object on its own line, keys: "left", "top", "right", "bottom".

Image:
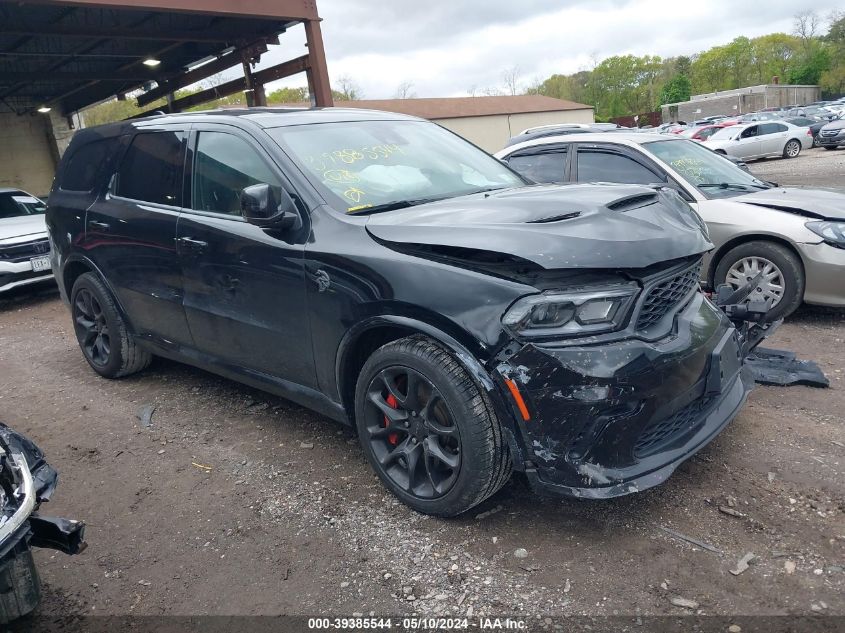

{"left": 806, "top": 221, "right": 845, "bottom": 249}
{"left": 502, "top": 284, "right": 639, "bottom": 338}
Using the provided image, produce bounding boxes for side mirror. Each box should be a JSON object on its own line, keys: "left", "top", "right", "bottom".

{"left": 240, "top": 183, "right": 300, "bottom": 230}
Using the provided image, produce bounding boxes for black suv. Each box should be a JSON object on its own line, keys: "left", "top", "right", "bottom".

{"left": 47, "top": 108, "right": 752, "bottom": 516}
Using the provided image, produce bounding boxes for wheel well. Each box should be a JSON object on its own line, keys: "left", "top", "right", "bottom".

{"left": 708, "top": 234, "right": 804, "bottom": 287}
{"left": 340, "top": 325, "right": 417, "bottom": 422}
{"left": 62, "top": 260, "right": 93, "bottom": 297}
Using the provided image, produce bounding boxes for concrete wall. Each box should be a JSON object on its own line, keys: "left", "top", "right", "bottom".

{"left": 0, "top": 111, "right": 77, "bottom": 197}
{"left": 0, "top": 112, "right": 60, "bottom": 197}
{"left": 661, "top": 85, "right": 820, "bottom": 123}
{"left": 436, "top": 108, "right": 595, "bottom": 152}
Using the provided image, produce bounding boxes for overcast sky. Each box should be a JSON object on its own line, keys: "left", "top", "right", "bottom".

{"left": 258, "top": 0, "right": 842, "bottom": 99}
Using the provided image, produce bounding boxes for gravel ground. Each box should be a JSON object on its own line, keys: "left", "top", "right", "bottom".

{"left": 747, "top": 146, "right": 845, "bottom": 188}
{"left": 0, "top": 158, "right": 843, "bottom": 628}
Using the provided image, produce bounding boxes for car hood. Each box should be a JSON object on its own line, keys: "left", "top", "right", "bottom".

{"left": 736, "top": 187, "right": 845, "bottom": 220}
{"left": 0, "top": 214, "right": 47, "bottom": 243}
{"left": 821, "top": 120, "right": 845, "bottom": 131}
{"left": 365, "top": 183, "right": 712, "bottom": 269}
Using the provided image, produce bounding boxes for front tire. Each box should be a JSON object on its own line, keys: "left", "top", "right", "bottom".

{"left": 354, "top": 336, "right": 511, "bottom": 516}
{"left": 783, "top": 139, "right": 801, "bottom": 158}
{"left": 70, "top": 272, "right": 152, "bottom": 378}
{"left": 714, "top": 241, "right": 804, "bottom": 320}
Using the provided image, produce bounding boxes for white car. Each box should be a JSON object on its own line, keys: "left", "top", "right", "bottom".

{"left": 0, "top": 188, "right": 53, "bottom": 293}
{"left": 702, "top": 121, "right": 812, "bottom": 160}
{"left": 494, "top": 133, "right": 845, "bottom": 319}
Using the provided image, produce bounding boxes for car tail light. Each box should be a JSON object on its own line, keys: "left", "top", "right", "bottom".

{"left": 807, "top": 129, "right": 812, "bottom": 136}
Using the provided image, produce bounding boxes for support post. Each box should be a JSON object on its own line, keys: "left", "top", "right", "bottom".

{"left": 304, "top": 19, "right": 333, "bottom": 107}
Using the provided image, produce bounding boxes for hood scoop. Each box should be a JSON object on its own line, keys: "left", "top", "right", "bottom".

{"left": 607, "top": 192, "right": 658, "bottom": 212}
{"left": 527, "top": 211, "right": 581, "bottom": 224}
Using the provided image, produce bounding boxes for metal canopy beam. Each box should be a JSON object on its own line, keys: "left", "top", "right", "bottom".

{"left": 136, "top": 39, "right": 271, "bottom": 107}
{"left": 2, "top": 25, "right": 271, "bottom": 44}
{"left": 6, "top": 1, "right": 333, "bottom": 114}
{"left": 154, "top": 54, "right": 309, "bottom": 112}
{"left": 30, "top": 0, "right": 319, "bottom": 20}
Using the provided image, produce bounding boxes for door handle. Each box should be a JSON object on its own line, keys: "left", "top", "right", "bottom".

{"left": 177, "top": 236, "right": 208, "bottom": 253}
{"left": 87, "top": 220, "right": 110, "bottom": 230}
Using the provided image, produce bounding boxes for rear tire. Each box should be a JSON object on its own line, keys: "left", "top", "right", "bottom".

{"left": 70, "top": 272, "right": 152, "bottom": 378}
{"left": 714, "top": 241, "right": 804, "bottom": 320}
{"left": 783, "top": 139, "right": 801, "bottom": 158}
{"left": 354, "top": 336, "right": 512, "bottom": 516}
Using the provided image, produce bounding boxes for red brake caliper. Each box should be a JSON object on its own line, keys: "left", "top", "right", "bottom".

{"left": 384, "top": 394, "right": 400, "bottom": 446}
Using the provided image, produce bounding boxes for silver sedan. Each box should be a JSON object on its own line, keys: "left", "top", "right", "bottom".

{"left": 702, "top": 121, "right": 813, "bottom": 160}
{"left": 494, "top": 133, "right": 845, "bottom": 319}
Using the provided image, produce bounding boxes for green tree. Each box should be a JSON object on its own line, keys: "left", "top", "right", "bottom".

{"left": 267, "top": 86, "right": 309, "bottom": 103}
{"left": 659, "top": 74, "right": 691, "bottom": 105}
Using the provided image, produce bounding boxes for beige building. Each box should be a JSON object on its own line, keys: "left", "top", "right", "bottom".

{"left": 328, "top": 95, "right": 595, "bottom": 152}
{"left": 661, "top": 84, "right": 821, "bottom": 123}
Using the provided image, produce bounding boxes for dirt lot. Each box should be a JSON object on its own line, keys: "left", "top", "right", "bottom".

{"left": 0, "top": 154, "right": 843, "bottom": 627}
{"left": 747, "top": 145, "right": 845, "bottom": 188}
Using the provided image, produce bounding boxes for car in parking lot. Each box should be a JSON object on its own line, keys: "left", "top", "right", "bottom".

{"left": 48, "top": 108, "right": 755, "bottom": 516}
{"left": 495, "top": 133, "right": 845, "bottom": 319}
{"left": 0, "top": 188, "right": 53, "bottom": 294}
{"left": 785, "top": 116, "right": 832, "bottom": 147}
{"left": 817, "top": 118, "right": 845, "bottom": 149}
{"left": 702, "top": 121, "right": 812, "bottom": 160}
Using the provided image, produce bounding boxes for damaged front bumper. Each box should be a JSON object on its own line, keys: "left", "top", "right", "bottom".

{"left": 497, "top": 292, "right": 754, "bottom": 499}
{"left": 0, "top": 424, "right": 85, "bottom": 623}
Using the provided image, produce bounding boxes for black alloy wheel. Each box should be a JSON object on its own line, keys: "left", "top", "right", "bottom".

{"left": 70, "top": 272, "right": 152, "bottom": 378}
{"left": 73, "top": 288, "right": 111, "bottom": 368}
{"left": 354, "top": 336, "right": 512, "bottom": 516}
{"left": 363, "top": 366, "right": 461, "bottom": 499}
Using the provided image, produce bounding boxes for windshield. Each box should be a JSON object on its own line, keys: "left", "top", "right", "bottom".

{"left": 0, "top": 191, "right": 46, "bottom": 219}
{"left": 266, "top": 120, "right": 525, "bottom": 213}
{"left": 644, "top": 139, "right": 770, "bottom": 199}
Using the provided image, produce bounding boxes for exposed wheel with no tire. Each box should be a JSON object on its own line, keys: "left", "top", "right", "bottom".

{"left": 783, "top": 139, "right": 801, "bottom": 158}
{"left": 70, "top": 272, "right": 152, "bottom": 378}
{"left": 714, "top": 241, "right": 804, "bottom": 320}
{"left": 355, "top": 336, "right": 512, "bottom": 516}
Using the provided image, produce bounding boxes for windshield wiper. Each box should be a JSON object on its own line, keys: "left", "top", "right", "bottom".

{"left": 698, "top": 182, "right": 769, "bottom": 192}
{"left": 346, "top": 187, "right": 511, "bottom": 215}
{"left": 346, "top": 196, "right": 448, "bottom": 215}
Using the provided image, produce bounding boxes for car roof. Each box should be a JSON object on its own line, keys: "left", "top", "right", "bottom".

{"left": 0, "top": 187, "right": 27, "bottom": 194}
{"left": 498, "top": 132, "right": 674, "bottom": 155}
{"left": 77, "top": 106, "right": 423, "bottom": 136}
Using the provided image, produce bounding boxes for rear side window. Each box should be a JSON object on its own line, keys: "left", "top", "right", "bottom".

{"left": 506, "top": 150, "right": 567, "bottom": 183}
{"left": 116, "top": 131, "right": 185, "bottom": 206}
{"left": 576, "top": 149, "right": 660, "bottom": 184}
{"left": 61, "top": 138, "right": 117, "bottom": 192}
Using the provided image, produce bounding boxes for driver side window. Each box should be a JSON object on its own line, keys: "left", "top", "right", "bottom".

{"left": 193, "top": 131, "right": 280, "bottom": 215}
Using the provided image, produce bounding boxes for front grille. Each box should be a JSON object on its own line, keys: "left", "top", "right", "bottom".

{"left": 821, "top": 129, "right": 841, "bottom": 137}
{"left": 636, "top": 263, "right": 701, "bottom": 330}
{"left": 634, "top": 397, "right": 710, "bottom": 457}
{"left": 0, "top": 239, "right": 50, "bottom": 262}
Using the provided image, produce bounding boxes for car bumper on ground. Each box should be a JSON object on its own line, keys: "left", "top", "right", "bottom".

{"left": 799, "top": 241, "right": 845, "bottom": 307}
{"left": 498, "top": 293, "right": 752, "bottom": 499}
